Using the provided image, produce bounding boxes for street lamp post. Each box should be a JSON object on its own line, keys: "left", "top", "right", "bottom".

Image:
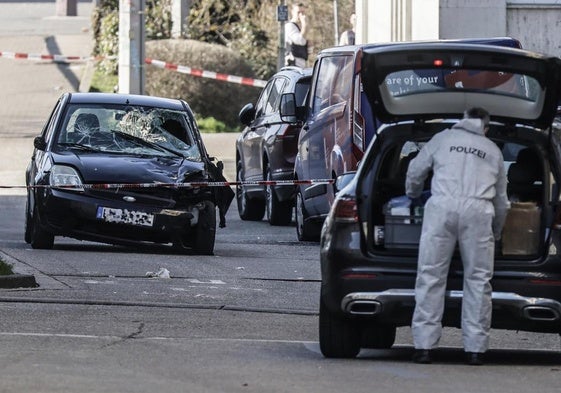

{"left": 333, "top": 0, "right": 339, "bottom": 45}
{"left": 118, "top": 0, "right": 145, "bottom": 95}
{"left": 277, "top": 1, "right": 288, "bottom": 71}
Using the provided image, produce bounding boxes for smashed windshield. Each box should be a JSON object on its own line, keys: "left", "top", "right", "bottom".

{"left": 56, "top": 104, "right": 201, "bottom": 160}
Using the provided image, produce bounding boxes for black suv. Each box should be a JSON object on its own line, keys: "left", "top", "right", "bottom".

{"left": 236, "top": 66, "right": 312, "bottom": 225}
{"left": 319, "top": 43, "right": 561, "bottom": 357}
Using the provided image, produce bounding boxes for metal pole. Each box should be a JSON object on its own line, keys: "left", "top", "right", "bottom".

{"left": 333, "top": 0, "right": 339, "bottom": 45}
{"left": 118, "top": 0, "right": 145, "bottom": 95}
{"left": 278, "top": 0, "right": 287, "bottom": 71}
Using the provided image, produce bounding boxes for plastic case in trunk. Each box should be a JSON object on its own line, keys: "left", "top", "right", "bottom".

{"left": 383, "top": 214, "right": 422, "bottom": 249}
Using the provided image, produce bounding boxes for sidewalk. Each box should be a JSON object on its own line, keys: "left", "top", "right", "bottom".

{"left": 0, "top": 1, "right": 95, "bottom": 195}
{"left": 0, "top": 2, "right": 239, "bottom": 195}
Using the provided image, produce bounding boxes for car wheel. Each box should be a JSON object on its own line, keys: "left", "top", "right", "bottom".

{"left": 265, "top": 165, "right": 292, "bottom": 226}
{"left": 361, "top": 323, "right": 396, "bottom": 349}
{"left": 24, "top": 193, "right": 32, "bottom": 244}
{"left": 192, "top": 201, "right": 216, "bottom": 255}
{"left": 236, "top": 159, "right": 265, "bottom": 221}
{"left": 295, "top": 188, "right": 316, "bottom": 241}
{"left": 319, "top": 295, "right": 360, "bottom": 358}
{"left": 29, "top": 206, "right": 54, "bottom": 250}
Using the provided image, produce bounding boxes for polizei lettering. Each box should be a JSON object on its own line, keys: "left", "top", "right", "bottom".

{"left": 449, "top": 145, "right": 487, "bottom": 159}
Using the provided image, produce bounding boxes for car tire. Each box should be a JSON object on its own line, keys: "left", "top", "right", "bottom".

{"left": 265, "top": 165, "right": 292, "bottom": 226}
{"left": 295, "top": 188, "right": 317, "bottom": 241}
{"left": 319, "top": 295, "right": 361, "bottom": 358}
{"left": 236, "top": 159, "right": 265, "bottom": 221}
{"left": 360, "top": 323, "right": 396, "bottom": 349}
{"left": 192, "top": 201, "right": 216, "bottom": 255}
{"left": 29, "top": 206, "right": 54, "bottom": 250}
{"left": 24, "top": 193, "right": 32, "bottom": 244}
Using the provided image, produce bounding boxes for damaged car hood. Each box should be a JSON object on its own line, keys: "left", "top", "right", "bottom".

{"left": 53, "top": 151, "right": 205, "bottom": 184}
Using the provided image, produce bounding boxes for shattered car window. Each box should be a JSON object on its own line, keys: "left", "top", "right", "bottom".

{"left": 56, "top": 104, "right": 201, "bottom": 160}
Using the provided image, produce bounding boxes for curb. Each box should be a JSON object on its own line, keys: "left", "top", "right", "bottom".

{"left": 0, "top": 250, "right": 38, "bottom": 289}
{"left": 0, "top": 273, "right": 37, "bottom": 289}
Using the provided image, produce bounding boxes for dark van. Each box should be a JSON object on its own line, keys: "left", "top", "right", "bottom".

{"left": 285, "top": 37, "right": 522, "bottom": 241}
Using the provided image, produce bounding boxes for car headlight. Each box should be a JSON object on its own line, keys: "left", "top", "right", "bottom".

{"left": 50, "top": 165, "right": 84, "bottom": 192}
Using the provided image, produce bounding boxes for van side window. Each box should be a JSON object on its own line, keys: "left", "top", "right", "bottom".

{"left": 312, "top": 55, "right": 352, "bottom": 114}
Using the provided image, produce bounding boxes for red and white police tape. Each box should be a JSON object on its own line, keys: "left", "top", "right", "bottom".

{"left": 0, "top": 51, "right": 95, "bottom": 62}
{"left": 0, "top": 50, "right": 267, "bottom": 88}
{"left": 0, "top": 179, "right": 334, "bottom": 190}
{"left": 145, "top": 58, "right": 267, "bottom": 88}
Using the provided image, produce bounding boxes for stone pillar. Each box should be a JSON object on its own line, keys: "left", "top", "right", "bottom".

{"left": 56, "top": 0, "right": 77, "bottom": 17}
{"left": 171, "top": 0, "right": 191, "bottom": 39}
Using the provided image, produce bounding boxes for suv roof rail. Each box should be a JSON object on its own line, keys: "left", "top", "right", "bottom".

{"left": 280, "top": 66, "right": 304, "bottom": 73}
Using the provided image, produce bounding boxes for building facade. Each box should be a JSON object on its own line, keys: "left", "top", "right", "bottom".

{"left": 356, "top": 0, "right": 561, "bottom": 57}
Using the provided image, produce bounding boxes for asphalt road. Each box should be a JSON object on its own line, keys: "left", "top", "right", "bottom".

{"left": 2, "top": 194, "right": 561, "bottom": 392}
{"left": 1, "top": 3, "right": 561, "bottom": 392}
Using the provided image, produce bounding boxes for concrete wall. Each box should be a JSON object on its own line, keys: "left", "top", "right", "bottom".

{"left": 439, "top": 0, "right": 507, "bottom": 39}
{"left": 507, "top": 2, "right": 561, "bottom": 56}
{"left": 356, "top": 0, "right": 561, "bottom": 57}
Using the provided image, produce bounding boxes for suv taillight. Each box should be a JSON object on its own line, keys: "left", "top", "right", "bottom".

{"left": 333, "top": 197, "right": 358, "bottom": 223}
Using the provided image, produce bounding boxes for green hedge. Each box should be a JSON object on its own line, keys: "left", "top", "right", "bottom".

{"left": 145, "top": 39, "right": 259, "bottom": 129}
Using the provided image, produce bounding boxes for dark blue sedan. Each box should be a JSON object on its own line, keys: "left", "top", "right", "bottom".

{"left": 25, "top": 93, "right": 233, "bottom": 255}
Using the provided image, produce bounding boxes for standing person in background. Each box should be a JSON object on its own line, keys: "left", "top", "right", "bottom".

{"left": 285, "top": 2, "right": 308, "bottom": 67}
{"left": 339, "top": 12, "right": 356, "bottom": 45}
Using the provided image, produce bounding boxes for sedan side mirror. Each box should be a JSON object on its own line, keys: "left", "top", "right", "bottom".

{"left": 238, "top": 103, "right": 256, "bottom": 127}
{"left": 33, "top": 136, "right": 47, "bottom": 151}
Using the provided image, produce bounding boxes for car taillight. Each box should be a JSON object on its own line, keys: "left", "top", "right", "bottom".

{"left": 278, "top": 124, "right": 299, "bottom": 139}
{"left": 333, "top": 197, "right": 358, "bottom": 223}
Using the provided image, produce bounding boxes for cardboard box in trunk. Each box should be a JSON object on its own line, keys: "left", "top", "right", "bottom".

{"left": 502, "top": 202, "right": 540, "bottom": 255}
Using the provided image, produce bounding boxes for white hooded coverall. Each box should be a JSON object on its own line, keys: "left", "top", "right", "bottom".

{"left": 405, "top": 117, "right": 510, "bottom": 353}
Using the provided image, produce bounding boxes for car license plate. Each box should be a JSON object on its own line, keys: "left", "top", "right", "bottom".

{"left": 96, "top": 206, "right": 154, "bottom": 227}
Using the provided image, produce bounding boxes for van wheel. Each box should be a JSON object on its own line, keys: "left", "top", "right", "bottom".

{"left": 265, "top": 165, "right": 292, "bottom": 226}
{"left": 319, "top": 296, "right": 360, "bottom": 358}
{"left": 295, "top": 189, "right": 315, "bottom": 241}
{"left": 192, "top": 201, "right": 216, "bottom": 255}
{"left": 236, "top": 159, "right": 265, "bottom": 221}
{"left": 361, "top": 323, "right": 396, "bottom": 349}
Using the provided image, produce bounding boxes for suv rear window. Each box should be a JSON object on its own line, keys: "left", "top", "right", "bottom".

{"left": 385, "top": 69, "right": 540, "bottom": 102}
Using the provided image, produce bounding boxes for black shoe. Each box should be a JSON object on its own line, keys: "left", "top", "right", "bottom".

{"left": 412, "top": 349, "right": 432, "bottom": 364}
{"left": 466, "top": 352, "right": 484, "bottom": 366}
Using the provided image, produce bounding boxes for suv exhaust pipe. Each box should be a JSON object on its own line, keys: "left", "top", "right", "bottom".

{"left": 345, "top": 300, "right": 382, "bottom": 315}
{"left": 522, "top": 306, "right": 560, "bottom": 321}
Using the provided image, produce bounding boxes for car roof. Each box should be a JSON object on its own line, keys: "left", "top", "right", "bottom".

{"left": 276, "top": 66, "right": 313, "bottom": 78}
{"left": 319, "top": 36, "right": 523, "bottom": 56}
{"left": 67, "top": 93, "right": 187, "bottom": 111}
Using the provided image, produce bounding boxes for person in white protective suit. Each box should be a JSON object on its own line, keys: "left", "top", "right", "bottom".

{"left": 405, "top": 107, "right": 510, "bottom": 366}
